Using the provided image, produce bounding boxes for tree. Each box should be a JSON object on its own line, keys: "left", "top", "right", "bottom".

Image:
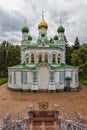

{"left": 0, "top": 41, "right": 21, "bottom": 77}
{"left": 65, "top": 43, "right": 73, "bottom": 65}
{"left": 64, "top": 35, "right": 68, "bottom": 43}
{"left": 71, "top": 45, "right": 87, "bottom": 77}
{"left": 7, "top": 45, "right": 21, "bottom": 67}
{"left": 0, "top": 41, "right": 9, "bottom": 76}
{"left": 73, "top": 37, "right": 80, "bottom": 50}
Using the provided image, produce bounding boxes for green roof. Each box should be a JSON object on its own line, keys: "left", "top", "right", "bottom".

{"left": 22, "top": 25, "right": 29, "bottom": 33}
{"left": 8, "top": 63, "right": 78, "bottom": 70}
{"left": 54, "top": 35, "right": 58, "bottom": 40}
{"left": 8, "top": 64, "right": 32, "bottom": 69}
{"left": 57, "top": 25, "right": 65, "bottom": 33}
{"left": 53, "top": 63, "right": 78, "bottom": 69}
{"left": 28, "top": 35, "right": 32, "bottom": 41}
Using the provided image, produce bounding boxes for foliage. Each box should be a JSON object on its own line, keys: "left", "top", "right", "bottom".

{"left": 73, "top": 37, "right": 80, "bottom": 50}
{"left": 79, "top": 77, "right": 87, "bottom": 86}
{"left": 71, "top": 45, "right": 87, "bottom": 77}
{"left": 66, "top": 37, "right": 87, "bottom": 81}
{"left": 0, "top": 77, "right": 8, "bottom": 85}
{"left": 65, "top": 43, "right": 73, "bottom": 65}
{"left": 65, "top": 77, "right": 72, "bottom": 80}
{"left": 0, "top": 41, "right": 21, "bottom": 77}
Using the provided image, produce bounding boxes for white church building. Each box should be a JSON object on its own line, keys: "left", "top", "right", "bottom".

{"left": 8, "top": 12, "right": 79, "bottom": 91}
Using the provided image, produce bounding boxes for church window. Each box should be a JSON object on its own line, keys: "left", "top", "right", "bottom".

{"left": 45, "top": 54, "right": 48, "bottom": 62}
{"left": 31, "top": 54, "right": 34, "bottom": 63}
{"left": 58, "top": 57, "right": 60, "bottom": 64}
{"left": 14, "top": 71, "right": 16, "bottom": 84}
{"left": 50, "top": 71, "right": 54, "bottom": 82}
{"left": 39, "top": 54, "right": 42, "bottom": 62}
{"left": 21, "top": 71, "right": 27, "bottom": 84}
{"left": 52, "top": 54, "right": 56, "bottom": 63}
{"left": 33, "top": 71, "right": 37, "bottom": 82}
{"left": 59, "top": 71, "right": 65, "bottom": 83}
{"left": 26, "top": 58, "right": 29, "bottom": 64}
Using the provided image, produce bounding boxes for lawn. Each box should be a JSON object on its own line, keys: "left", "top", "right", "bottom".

{"left": 0, "top": 77, "right": 8, "bottom": 85}
{"left": 79, "top": 77, "right": 87, "bottom": 86}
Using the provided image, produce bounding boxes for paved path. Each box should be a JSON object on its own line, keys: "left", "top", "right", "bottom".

{"left": 0, "top": 82, "right": 8, "bottom": 87}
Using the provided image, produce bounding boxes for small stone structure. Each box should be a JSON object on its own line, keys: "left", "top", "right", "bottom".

{"left": 0, "top": 102, "right": 87, "bottom": 130}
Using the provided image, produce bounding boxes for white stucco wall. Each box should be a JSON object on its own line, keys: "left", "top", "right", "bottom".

{"left": 8, "top": 67, "right": 79, "bottom": 91}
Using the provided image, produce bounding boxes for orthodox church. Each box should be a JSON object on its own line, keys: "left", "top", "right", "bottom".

{"left": 8, "top": 11, "right": 79, "bottom": 91}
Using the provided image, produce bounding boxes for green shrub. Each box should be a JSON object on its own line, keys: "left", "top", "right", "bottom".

{"left": 79, "top": 77, "right": 87, "bottom": 86}
{"left": 0, "top": 78, "right": 8, "bottom": 85}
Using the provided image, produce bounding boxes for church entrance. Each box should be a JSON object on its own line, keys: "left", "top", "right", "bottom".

{"left": 37, "top": 64, "right": 49, "bottom": 90}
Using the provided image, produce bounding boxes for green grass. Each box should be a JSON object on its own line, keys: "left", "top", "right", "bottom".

{"left": 79, "top": 77, "right": 87, "bottom": 86}
{"left": 0, "top": 77, "right": 8, "bottom": 85}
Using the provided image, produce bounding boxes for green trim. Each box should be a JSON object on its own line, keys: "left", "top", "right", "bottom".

{"left": 8, "top": 63, "right": 77, "bottom": 70}
{"left": 8, "top": 64, "right": 32, "bottom": 69}
{"left": 54, "top": 63, "right": 78, "bottom": 69}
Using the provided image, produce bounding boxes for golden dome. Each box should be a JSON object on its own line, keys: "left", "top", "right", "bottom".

{"left": 38, "top": 11, "right": 48, "bottom": 29}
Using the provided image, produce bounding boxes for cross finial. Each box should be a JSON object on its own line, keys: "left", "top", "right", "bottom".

{"left": 55, "top": 30, "right": 58, "bottom": 35}
{"left": 24, "top": 19, "right": 27, "bottom": 26}
{"left": 28, "top": 32, "right": 30, "bottom": 35}
{"left": 60, "top": 18, "right": 62, "bottom": 26}
{"left": 42, "top": 10, "right": 44, "bottom": 20}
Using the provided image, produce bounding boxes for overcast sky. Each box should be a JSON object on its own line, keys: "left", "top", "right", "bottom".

{"left": 0, "top": 0, "right": 87, "bottom": 44}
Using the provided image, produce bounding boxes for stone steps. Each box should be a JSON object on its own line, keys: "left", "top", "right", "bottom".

{"left": 29, "top": 121, "right": 60, "bottom": 130}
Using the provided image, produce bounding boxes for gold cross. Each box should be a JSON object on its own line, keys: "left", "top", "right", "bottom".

{"left": 42, "top": 10, "right": 44, "bottom": 20}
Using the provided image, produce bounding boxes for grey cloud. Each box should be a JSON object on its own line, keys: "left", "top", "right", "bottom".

{"left": 0, "top": 0, "right": 87, "bottom": 44}
{"left": 0, "top": 7, "right": 24, "bottom": 33}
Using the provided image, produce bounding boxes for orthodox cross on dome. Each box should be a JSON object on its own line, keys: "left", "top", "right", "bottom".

{"left": 60, "top": 18, "right": 62, "bottom": 26}
{"left": 24, "top": 19, "right": 27, "bottom": 25}
{"left": 55, "top": 30, "right": 58, "bottom": 35}
{"left": 42, "top": 10, "right": 44, "bottom": 20}
{"left": 28, "top": 31, "right": 30, "bottom": 35}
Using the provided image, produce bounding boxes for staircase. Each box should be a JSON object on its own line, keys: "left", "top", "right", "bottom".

{"left": 29, "top": 121, "right": 60, "bottom": 130}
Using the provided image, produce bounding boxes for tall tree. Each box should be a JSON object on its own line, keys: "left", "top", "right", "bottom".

{"left": 0, "top": 41, "right": 8, "bottom": 76}
{"left": 71, "top": 45, "right": 87, "bottom": 77}
{"left": 65, "top": 43, "right": 73, "bottom": 65}
{"left": 73, "top": 37, "right": 80, "bottom": 50}
{"left": 7, "top": 45, "right": 21, "bottom": 67}
{"left": 0, "top": 41, "right": 21, "bottom": 77}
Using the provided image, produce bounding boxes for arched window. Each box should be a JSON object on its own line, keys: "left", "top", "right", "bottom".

{"left": 25, "top": 53, "right": 29, "bottom": 64}
{"left": 39, "top": 54, "right": 42, "bottom": 62}
{"left": 45, "top": 54, "right": 48, "bottom": 62}
{"left": 31, "top": 54, "right": 34, "bottom": 63}
{"left": 26, "top": 57, "right": 29, "bottom": 64}
{"left": 52, "top": 54, "right": 56, "bottom": 63}
{"left": 58, "top": 53, "right": 60, "bottom": 64}
{"left": 58, "top": 57, "right": 60, "bottom": 64}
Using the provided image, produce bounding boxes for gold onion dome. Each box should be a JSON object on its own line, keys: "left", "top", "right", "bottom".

{"left": 38, "top": 11, "right": 48, "bottom": 29}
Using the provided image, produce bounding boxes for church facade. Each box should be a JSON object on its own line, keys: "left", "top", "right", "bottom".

{"left": 8, "top": 12, "right": 79, "bottom": 91}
